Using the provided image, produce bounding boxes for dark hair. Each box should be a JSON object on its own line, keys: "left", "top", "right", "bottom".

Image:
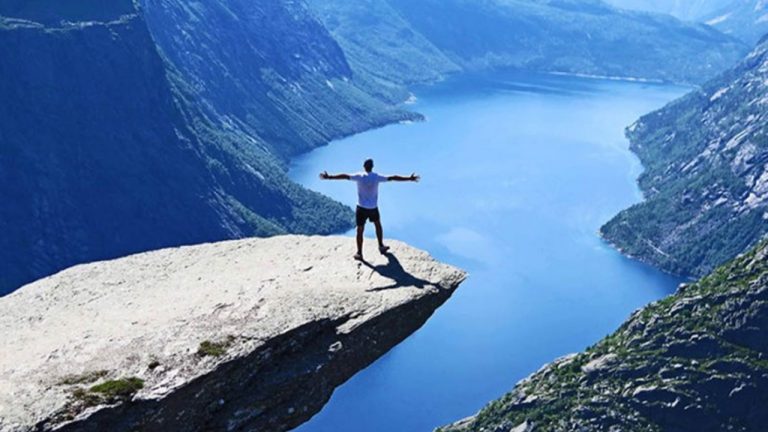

{"left": 363, "top": 158, "right": 374, "bottom": 172}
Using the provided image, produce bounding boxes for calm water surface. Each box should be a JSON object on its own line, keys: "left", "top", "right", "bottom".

{"left": 289, "top": 72, "right": 687, "bottom": 432}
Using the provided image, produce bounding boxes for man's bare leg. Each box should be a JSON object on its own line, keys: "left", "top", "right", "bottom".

{"left": 374, "top": 220, "right": 389, "bottom": 253}
{"left": 355, "top": 225, "right": 365, "bottom": 260}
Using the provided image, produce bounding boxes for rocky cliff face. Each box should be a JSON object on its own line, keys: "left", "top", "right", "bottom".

{"left": 601, "top": 37, "right": 768, "bottom": 278}
{"left": 0, "top": 236, "right": 466, "bottom": 432}
{"left": 0, "top": 0, "right": 412, "bottom": 294}
{"left": 440, "top": 241, "right": 768, "bottom": 432}
{"left": 141, "top": 0, "right": 417, "bottom": 158}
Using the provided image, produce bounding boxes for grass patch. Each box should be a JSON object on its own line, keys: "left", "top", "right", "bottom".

{"left": 68, "top": 377, "right": 144, "bottom": 410}
{"left": 90, "top": 377, "right": 144, "bottom": 400}
{"left": 197, "top": 336, "right": 235, "bottom": 358}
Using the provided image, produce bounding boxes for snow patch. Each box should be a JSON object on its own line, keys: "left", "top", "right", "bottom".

{"left": 710, "top": 87, "right": 729, "bottom": 102}
{"left": 706, "top": 13, "right": 732, "bottom": 26}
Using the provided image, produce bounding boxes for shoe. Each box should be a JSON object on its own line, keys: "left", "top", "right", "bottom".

{"left": 354, "top": 253, "right": 364, "bottom": 261}
{"left": 379, "top": 245, "right": 390, "bottom": 254}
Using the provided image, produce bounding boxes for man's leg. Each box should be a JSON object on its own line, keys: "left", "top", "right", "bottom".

{"left": 374, "top": 220, "right": 385, "bottom": 249}
{"left": 354, "top": 206, "right": 365, "bottom": 260}
{"left": 356, "top": 225, "right": 365, "bottom": 258}
{"left": 372, "top": 208, "right": 389, "bottom": 254}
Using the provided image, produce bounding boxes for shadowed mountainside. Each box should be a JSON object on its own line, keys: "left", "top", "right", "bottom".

{"left": 0, "top": 0, "right": 413, "bottom": 294}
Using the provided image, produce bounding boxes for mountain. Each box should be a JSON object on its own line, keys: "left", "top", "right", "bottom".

{"left": 605, "top": 0, "right": 768, "bottom": 46}
{"left": 307, "top": 0, "right": 461, "bottom": 85}
{"left": 603, "top": 0, "right": 732, "bottom": 21}
{"left": 310, "top": 0, "right": 748, "bottom": 85}
{"left": 140, "top": 0, "right": 416, "bottom": 158}
{"left": 441, "top": 240, "right": 768, "bottom": 432}
{"left": 0, "top": 0, "right": 414, "bottom": 294}
{"left": 703, "top": 0, "right": 768, "bottom": 45}
{"left": 601, "top": 37, "right": 768, "bottom": 277}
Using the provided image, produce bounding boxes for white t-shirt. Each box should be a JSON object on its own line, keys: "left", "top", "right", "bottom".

{"left": 350, "top": 172, "right": 389, "bottom": 209}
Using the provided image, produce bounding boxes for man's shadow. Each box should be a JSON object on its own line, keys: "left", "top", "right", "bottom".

{"left": 362, "top": 252, "right": 437, "bottom": 292}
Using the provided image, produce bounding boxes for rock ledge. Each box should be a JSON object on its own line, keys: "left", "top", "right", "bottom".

{"left": 0, "top": 235, "right": 466, "bottom": 432}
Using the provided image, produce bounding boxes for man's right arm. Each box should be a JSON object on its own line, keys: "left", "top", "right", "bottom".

{"left": 387, "top": 173, "right": 420, "bottom": 182}
{"left": 319, "top": 171, "right": 352, "bottom": 180}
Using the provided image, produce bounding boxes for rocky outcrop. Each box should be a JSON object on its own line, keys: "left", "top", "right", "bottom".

{"left": 601, "top": 37, "right": 768, "bottom": 277}
{"left": 439, "top": 242, "right": 768, "bottom": 432}
{"left": 0, "top": 236, "right": 466, "bottom": 432}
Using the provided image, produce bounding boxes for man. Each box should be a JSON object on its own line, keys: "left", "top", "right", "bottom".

{"left": 320, "top": 159, "right": 419, "bottom": 261}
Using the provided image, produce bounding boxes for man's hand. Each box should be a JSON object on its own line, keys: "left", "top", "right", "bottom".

{"left": 319, "top": 171, "right": 351, "bottom": 180}
{"left": 410, "top": 173, "right": 420, "bottom": 182}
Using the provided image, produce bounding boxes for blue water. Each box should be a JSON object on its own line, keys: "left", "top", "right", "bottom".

{"left": 288, "top": 71, "right": 687, "bottom": 432}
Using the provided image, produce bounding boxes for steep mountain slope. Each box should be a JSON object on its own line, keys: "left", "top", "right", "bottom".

{"left": 141, "top": 0, "right": 416, "bottom": 158}
{"left": 0, "top": 1, "right": 409, "bottom": 294}
{"left": 441, "top": 241, "right": 768, "bottom": 432}
{"left": 703, "top": 0, "right": 768, "bottom": 45}
{"left": 603, "top": 0, "right": 731, "bottom": 21}
{"left": 601, "top": 37, "right": 768, "bottom": 277}
{"left": 310, "top": 0, "right": 748, "bottom": 86}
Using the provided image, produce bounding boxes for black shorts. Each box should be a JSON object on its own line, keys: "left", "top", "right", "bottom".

{"left": 356, "top": 206, "right": 380, "bottom": 226}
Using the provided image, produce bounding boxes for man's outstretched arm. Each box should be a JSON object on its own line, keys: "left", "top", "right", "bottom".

{"left": 319, "top": 171, "right": 351, "bottom": 180}
{"left": 387, "top": 173, "right": 420, "bottom": 182}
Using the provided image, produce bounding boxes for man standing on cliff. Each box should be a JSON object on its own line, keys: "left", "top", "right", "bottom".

{"left": 320, "top": 158, "right": 419, "bottom": 261}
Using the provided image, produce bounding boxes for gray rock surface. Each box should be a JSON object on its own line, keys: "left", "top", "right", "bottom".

{"left": 0, "top": 235, "right": 466, "bottom": 432}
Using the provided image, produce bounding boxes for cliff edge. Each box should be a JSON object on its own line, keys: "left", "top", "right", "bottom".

{"left": 0, "top": 235, "right": 466, "bottom": 432}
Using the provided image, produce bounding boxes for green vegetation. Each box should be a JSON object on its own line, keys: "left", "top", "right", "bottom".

{"left": 90, "top": 377, "right": 145, "bottom": 400}
{"left": 601, "top": 39, "right": 768, "bottom": 278}
{"left": 442, "top": 242, "right": 768, "bottom": 431}
{"left": 197, "top": 336, "right": 236, "bottom": 358}
{"left": 68, "top": 377, "right": 145, "bottom": 409}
